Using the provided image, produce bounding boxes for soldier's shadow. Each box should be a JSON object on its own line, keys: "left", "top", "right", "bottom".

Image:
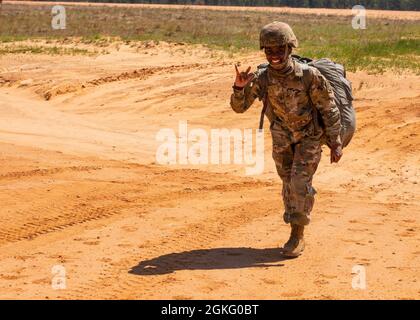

{"left": 129, "top": 247, "right": 290, "bottom": 275}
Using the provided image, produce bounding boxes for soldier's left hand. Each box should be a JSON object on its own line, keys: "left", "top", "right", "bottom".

{"left": 330, "top": 145, "right": 343, "bottom": 163}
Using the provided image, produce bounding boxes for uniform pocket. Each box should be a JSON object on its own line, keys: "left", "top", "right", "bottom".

{"left": 267, "top": 84, "right": 285, "bottom": 115}
{"left": 283, "top": 88, "right": 302, "bottom": 112}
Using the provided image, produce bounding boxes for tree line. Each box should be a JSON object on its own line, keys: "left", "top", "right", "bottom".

{"left": 52, "top": 0, "right": 419, "bottom": 11}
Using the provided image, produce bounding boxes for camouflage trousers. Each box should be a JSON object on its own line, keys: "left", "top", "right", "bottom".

{"left": 270, "top": 119, "right": 322, "bottom": 226}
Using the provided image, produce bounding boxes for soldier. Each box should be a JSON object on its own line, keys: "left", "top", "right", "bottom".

{"left": 230, "top": 21, "right": 343, "bottom": 257}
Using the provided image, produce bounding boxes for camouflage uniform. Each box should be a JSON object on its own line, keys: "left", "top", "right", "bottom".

{"left": 230, "top": 59, "right": 341, "bottom": 226}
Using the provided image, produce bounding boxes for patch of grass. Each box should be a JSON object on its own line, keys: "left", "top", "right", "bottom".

{"left": 0, "top": 3, "right": 418, "bottom": 73}
{"left": 0, "top": 45, "right": 93, "bottom": 56}
{"left": 300, "top": 38, "right": 420, "bottom": 73}
{"left": 0, "top": 35, "right": 32, "bottom": 43}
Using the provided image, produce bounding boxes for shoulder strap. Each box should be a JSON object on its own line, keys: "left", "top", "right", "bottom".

{"left": 259, "top": 93, "right": 268, "bottom": 132}
{"left": 301, "top": 63, "right": 323, "bottom": 134}
{"left": 300, "top": 63, "right": 314, "bottom": 106}
{"left": 300, "top": 63, "right": 312, "bottom": 92}
{"left": 257, "top": 63, "right": 269, "bottom": 100}
{"left": 257, "top": 65, "right": 269, "bottom": 132}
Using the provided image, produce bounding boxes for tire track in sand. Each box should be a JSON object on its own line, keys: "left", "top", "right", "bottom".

{"left": 64, "top": 189, "right": 279, "bottom": 299}
{"left": 22, "top": 62, "right": 229, "bottom": 100}
{"left": 0, "top": 162, "right": 275, "bottom": 250}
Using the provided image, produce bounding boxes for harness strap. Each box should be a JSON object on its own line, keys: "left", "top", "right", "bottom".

{"left": 301, "top": 63, "right": 323, "bottom": 135}
{"left": 259, "top": 91, "right": 268, "bottom": 132}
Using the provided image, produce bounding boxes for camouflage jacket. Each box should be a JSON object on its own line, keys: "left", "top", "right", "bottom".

{"left": 230, "top": 60, "right": 342, "bottom": 147}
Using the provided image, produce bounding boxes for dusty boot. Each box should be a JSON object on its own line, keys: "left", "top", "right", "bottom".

{"left": 281, "top": 224, "right": 305, "bottom": 257}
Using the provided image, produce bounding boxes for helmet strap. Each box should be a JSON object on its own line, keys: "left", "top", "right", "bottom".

{"left": 284, "top": 44, "right": 291, "bottom": 59}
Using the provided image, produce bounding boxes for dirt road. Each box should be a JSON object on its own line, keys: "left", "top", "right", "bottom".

{"left": 0, "top": 38, "right": 419, "bottom": 299}
{"left": 6, "top": 1, "right": 420, "bottom": 20}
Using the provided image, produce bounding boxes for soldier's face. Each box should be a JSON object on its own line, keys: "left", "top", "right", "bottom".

{"left": 264, "top": 45, "right": 290, "bottom": 66}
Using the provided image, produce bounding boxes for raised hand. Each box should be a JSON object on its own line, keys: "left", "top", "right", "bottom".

{"left": 234, "top": 65, "right": 255, "bottom": 89}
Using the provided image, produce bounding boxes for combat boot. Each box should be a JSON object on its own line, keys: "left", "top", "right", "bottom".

{"left": 281, "top": 223, "right": 305, "bottom": 257}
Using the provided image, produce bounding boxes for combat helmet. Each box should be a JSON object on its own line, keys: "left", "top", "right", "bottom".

{"left": 259, "top": 21, "right": 298, "bottom": 50}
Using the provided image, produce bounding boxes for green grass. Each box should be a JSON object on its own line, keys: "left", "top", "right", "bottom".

{"left": 0, "top": 45, "right": 93, "bottom": 55}
{"left": 0, "top": 3, "right": 418, "bottom": 73}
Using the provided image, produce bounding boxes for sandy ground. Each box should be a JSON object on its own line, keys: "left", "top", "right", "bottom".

{"left": 0, "top": 35, "right": 419, "bottom": 299}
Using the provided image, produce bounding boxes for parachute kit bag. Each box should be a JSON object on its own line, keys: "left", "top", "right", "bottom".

{"left": 257, "top": 55, "right": 356, "bottom": 148}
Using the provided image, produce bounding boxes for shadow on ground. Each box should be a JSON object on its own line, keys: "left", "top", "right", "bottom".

{"left": 129, "top": 247, "right": 291, "bottom": 275}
